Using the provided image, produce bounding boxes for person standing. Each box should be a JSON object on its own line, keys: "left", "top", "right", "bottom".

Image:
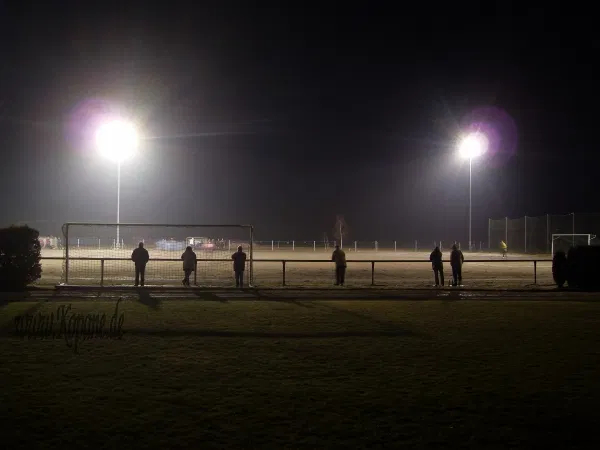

{"left": 181, "top": 245, "right": 197, "bottom": 286}
{"left": 500, "top": 240, "right": 508, "bottom": 258}
{"left": 331, "top": 244, "right": 347, "bottom": 286}
{"left": 450, "top": 244, "right": 464, "bottom": 286}
{"left": 231, "top": 245, "right": 247, "bottom": 288}
{"left": 131, "top": 242, "right": 150, "bottom": 287}
{"left": 429, "top": 246, "right": 445, "bottom": 287}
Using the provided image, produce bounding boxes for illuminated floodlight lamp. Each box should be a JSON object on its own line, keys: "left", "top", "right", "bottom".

{"left": 458, "top": 132, "right": 488, "bottom": 160}
{"left": 96, "top": 120, "right": 139, "bottom": 163}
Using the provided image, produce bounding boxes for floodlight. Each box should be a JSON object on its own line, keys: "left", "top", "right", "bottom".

{"left": 96, "top": 120, "right": 139, "bottom": 163}
{"left": 458, "top": 132, "right": 488, "bottom": 159}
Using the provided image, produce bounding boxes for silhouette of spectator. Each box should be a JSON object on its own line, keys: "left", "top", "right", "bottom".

{"left": 131, "top": 242, "right": 150, "bottom": 287}
{"left": 430, "top": 246, "right": 445, "bottom": 287}
{"left": 181, "top": 245, "right": 197, "bottom": 286}
{"left": 231, "top": 245, "right": 247, "bottom": 288}
{"left": 500, "top": 240, "right": 508, "bottom": 258}
{"left": 331, "top": 244, "right": 347, "bottom": 286}
{"left": 450, "top": 244, "right": 464, "bottom": 286}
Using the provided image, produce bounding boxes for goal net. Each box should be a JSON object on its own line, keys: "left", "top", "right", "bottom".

{"left": 61, "top": 223, "right": 253, "bottom": 286}
{"left": 551, "top": 234, "right": 593, "bottom": 255}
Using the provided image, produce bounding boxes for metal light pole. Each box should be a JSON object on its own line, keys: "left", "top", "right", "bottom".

{"left": 469, "top": 157, "right": 472, "bottom": 251}
{"left": 458, "top": 132, "right": 488, "bottom": 252}
{"left": 116, "top": 161, "right": 121, "bottom": 247}
{"left": 96, "top": 119, "right": 138, "bottom": 250}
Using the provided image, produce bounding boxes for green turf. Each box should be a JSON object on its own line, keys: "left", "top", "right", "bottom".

{"left": 1, "top": 299, "right": 600, "bottom": 449}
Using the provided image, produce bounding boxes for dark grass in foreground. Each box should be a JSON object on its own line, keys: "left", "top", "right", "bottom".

{"left": 1, "top": 300, "right": 600, "bottom": 449}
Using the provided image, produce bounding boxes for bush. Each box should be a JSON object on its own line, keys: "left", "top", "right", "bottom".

{"left": 566, "top": 245, "right": 600, "bottom": 289}
{"left": 0, "top": 225, "right": 42, "bottom": 290}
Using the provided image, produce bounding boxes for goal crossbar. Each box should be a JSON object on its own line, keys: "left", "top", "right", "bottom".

{"left": 551, "top": 233, "right": 593, "bottom": 255}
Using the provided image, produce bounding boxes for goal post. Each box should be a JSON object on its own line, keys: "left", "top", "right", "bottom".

{"left": 61, "top": 223, "right": 254, "bottom": 286}
{"left": 551, "top": 234, "right": 593, "bottom": 255}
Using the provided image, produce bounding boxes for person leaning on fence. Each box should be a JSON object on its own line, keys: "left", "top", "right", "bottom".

{"left": 181, "top": 245, "right": 197, "bottom": 286}
{"left": 331, "top": 244, "right": 347, "bottom": 286}
{"left": 131, "top": 242, "right": 150, "bottom": 287}
{"left": 429, "top": 246, "right": 445, "bottom": 287}
{"left": 231, "top": 245, "right": 247, "bottom": 288}
{"left": 450, "top": 244, "right": 465, "bottom": 287}
{"left": 500, "top": 240, "right": 508, "bottom": 258}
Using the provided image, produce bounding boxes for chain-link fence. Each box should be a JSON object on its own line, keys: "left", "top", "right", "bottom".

{"left": 488, "top": 213, "right": 600, "bottom": 254}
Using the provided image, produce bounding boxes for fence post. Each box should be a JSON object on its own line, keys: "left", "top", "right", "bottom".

{"left": 440, "top": 241, "right": 442, "bottom": 252}
{"left": 546, "top": 214, "right": 550, "bottom": 253}
{"left": 271, "top": 240, "right": 274, "bottom": 251}
{"left": 313, "top": 241, "right": 316, "bottom": 251}
{"left": 282, "top": 261, "right": 286, "bottom": 286}
{"left": 293, "top": 240, "right": 295, "bottom": 251}
{"left": 77, "top": 238, "right": 80, "bottom": 248}
{"left": 524, "top": 215, "right": 527, "bottom": 253}
{"left": 534, "top": 260, "right": 537, "bottom": 285}
{"left": 98, "top": 238, "right": 101, "bottom": 249}
{"left": 415, "top": 240, "right": 418, "bottom": 251}
{"left": 228, "top": 240, "right": 231, "bottom": 251}
{"left": 505, "top": 216, "right": 508, "bottom": 246}
{"left": 394, "top": 240, "right": 397, "bottom": 252}
{"left": 354, "top": 241, "right": 357, "bottom": 252}
{"left": 375, "top": 241, "right": 378, "bottom": 252}
{"left": 194, "top": 261, "right": 198, "bottom": 285}
{"left": 100, "top": 259, "right": 105, "bottom": 287}
{"left": 371, "top": 261, "right": 375, "bottom": 286}
{"left": 488, "top": 218, "right": 491, "bottom": 250}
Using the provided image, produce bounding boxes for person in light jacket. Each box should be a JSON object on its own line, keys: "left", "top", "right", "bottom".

{"left": 181, "top": 246, "right": 197, "bottom": 286}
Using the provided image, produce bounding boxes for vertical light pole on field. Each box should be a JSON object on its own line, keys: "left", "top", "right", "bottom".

{"left": 458, "top": 132, "right": 488, "bottom": 251}
{"left": 96, "top": 120, "right": 139, "bottom": 248}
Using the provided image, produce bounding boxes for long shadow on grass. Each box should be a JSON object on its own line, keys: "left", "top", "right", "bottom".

{"left": 315, "top": 302, "right": 413, "bottom": 331}
{"left": 122, "top": 329, "right": 417, "bottom": 338}
{"left": 137, "top": 289, "right": 162, "bottom": 309}
{"left": 192, "top": 291, "right": 229, "bottom": 303}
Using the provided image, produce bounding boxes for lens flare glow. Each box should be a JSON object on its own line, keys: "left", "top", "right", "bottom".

{"left": 458, "top": 132, "right": 488, "bottom": 159}
{"left": 96, "top": 120, "right": 138, "bottom": 163}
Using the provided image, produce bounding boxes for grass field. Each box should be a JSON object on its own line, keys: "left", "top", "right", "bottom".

{"left": 38, "top": 248, "right": 553, "bottom": 288}
{"left": 2, "top": 294, "right": 600, "bottom": 448}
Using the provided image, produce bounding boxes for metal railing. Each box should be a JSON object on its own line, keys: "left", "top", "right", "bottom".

{"left": 41, "top": 257, "right": 553, "bottom": 287}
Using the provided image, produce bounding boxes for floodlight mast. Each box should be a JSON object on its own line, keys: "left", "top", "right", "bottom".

{"left": 458, "top": 132, "right": 488, "bottom": 251}
{"left": 95, "top": 120, "right": 138, "bottom": 248}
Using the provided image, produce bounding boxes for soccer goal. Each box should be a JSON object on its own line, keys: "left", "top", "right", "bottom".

{"left": 551, "top": 234, "right": 594, "bottom": 255}
{"left": 61, "top": 223, "right": 253, "bottom": 286}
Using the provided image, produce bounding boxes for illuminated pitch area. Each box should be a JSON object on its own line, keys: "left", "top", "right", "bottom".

{"left": 40, "top": 245, "right": 553, "bottom": 288}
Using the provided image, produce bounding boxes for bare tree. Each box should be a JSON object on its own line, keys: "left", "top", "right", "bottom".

{"left": 333, "top": 215, "right": 349, "bottom": 249}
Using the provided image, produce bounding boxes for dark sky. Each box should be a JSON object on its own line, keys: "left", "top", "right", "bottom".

{"left": 0, "top": 3, "right": 597, "bottom": 244}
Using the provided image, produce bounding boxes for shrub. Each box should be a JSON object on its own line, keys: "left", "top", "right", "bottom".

{"left": 0, "top": 225, "right": 42, "bottom": 290}
{"left": 566, "top": 245, "right": 600, "bottom": 289}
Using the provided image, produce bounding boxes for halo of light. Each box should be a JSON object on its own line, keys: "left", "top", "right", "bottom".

{"left": 458, "top": 132, "right": 488, "bottom": 159}
{"left": 96, "top": 120, "right": 139, "bottom": 163}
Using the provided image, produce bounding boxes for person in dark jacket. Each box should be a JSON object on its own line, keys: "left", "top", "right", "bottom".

{"left": 231, "top": 245, "right": 247, "bottom": 288}
{"left": 429, "top": 246, "right": 444, "bottom": 287}
{"left": 131, "top": 242, "right": 150, "bottom": 287}
{"left": 450, "top": 244, "right": 464, "bottom": 286}
{"left": 331, "top": 245, "right": 347, "bottom": 286}
{"left": 181, "top": 246, "right": 197, "bottom": 286}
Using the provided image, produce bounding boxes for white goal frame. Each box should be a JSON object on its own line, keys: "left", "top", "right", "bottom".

{"left": 62, "top": 222, "right": 254, "bottom": 286}
{"left": 551, "top": 234, "right": 594, "bottom": 255}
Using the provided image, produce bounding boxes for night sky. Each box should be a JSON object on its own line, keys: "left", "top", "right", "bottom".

{"left": 0, "top": 3, "right": 597, "bottom": 244}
